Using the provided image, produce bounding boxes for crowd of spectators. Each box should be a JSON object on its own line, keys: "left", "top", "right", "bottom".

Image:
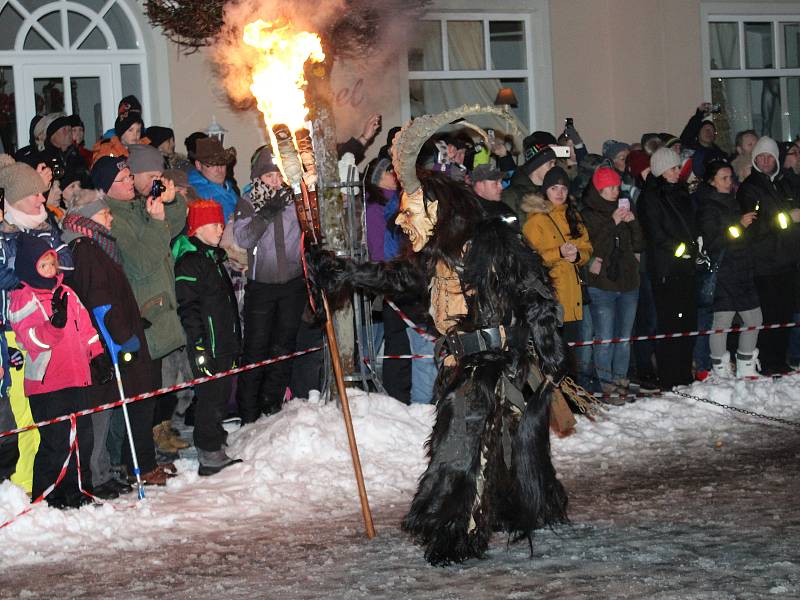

{"left": 0, "top": 93, "right": 799, "bottom": 509}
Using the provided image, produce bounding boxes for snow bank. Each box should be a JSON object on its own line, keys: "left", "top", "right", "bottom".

{"left": 1, "top": 375, "right": 797, "bottom": 567}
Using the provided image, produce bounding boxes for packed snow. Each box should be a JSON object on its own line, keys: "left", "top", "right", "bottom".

{"left": 1, "top": 375, "right": 798, "bottom": 598}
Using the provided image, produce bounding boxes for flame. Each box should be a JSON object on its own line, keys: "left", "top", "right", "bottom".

{"left": 243, "top": 19, "right": 325, "bottom": 137}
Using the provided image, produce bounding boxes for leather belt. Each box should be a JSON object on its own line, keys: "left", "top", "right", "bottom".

{"left": 444, "top": 326, "right": 506, "bottom": 359}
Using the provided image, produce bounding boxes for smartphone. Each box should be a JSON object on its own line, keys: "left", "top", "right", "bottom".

{"left": 0, "top": 187, "right": 4, "bottom": 213}
{"left": 618, "top": 198, "right": 630, "bottom": 211}
{"left": 564, "top": 117, "right": 574, "bottom": 128}
{"left": 552, "top": 145, "right": 571, "bottom": 158}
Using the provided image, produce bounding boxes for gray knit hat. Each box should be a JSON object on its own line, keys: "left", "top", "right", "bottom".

{"left": 650, "top": 147, "right": 681, "bottom": 178}
{"left": 0, "top": 162, "right": 48, "bottom": 205}
{"left": 67, "top": 188, "right": 109, "bottom": 219}
{"left": 127, "top": 144, "right": 164, "bottom": 174}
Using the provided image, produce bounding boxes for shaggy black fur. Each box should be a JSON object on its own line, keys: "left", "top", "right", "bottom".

{"left": 306, "top": 174, "right": 568, "bottom": 566}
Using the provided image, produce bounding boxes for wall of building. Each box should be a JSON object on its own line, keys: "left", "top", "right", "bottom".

{"left": 164, "top": 0, "right": 800, "bottom": 181}
{"left": 548, "top": 0, "right": 703, "bottom": 151}
{"left": 548, "top": 0, "right": 800, "bottom": 151}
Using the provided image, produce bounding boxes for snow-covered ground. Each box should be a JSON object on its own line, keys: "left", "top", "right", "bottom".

{"left": 1, "top": 376, "right": 798, "bottom": 599}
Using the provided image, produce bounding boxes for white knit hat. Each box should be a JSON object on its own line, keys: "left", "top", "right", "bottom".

{"left": 751, "top": 136, "right": 779, "bottom": 172}
{"left": 650, "top": 147, "right": 681, "bottom": 178}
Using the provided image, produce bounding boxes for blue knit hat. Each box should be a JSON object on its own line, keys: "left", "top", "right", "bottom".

{"left": 91, "top": 156, "right": 129, "bottom": 193}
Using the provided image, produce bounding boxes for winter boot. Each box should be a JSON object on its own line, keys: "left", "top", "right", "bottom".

{"left": 162, "top": 420, "right": 190, "bottom": 450}
{"left": 197, "top": 449, "right": 242, "bottom": 477}
{"left": 710, "top": 352, "right": 733, "bottom": 379}
{"left": 735, "top": 349, "right": 760, "bottom": 378}
{"left": 600, "top": 381, "right": 627, "bottom": 406}
{"left": 153, "top": 422, "right": 183, "bottom": 454}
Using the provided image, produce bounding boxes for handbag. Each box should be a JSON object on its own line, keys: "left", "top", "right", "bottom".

{"left": 580, "top": 277, "right": 592, "bottom": 306}
{"left": 605, "top": 235, "right": 622, "bottom": 282}
{"left": 697, "top": 248, "right": 726, "bottom": 308}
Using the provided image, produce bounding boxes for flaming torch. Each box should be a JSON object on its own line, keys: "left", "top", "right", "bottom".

{"left": 243, "top": 18, "right": 375, "bottom": 539}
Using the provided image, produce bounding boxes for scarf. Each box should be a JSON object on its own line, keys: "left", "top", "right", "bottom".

{"left": 4, "top": 204, "right": 48, "bottom": 230}
{"left": 61, "top": 213, "right": 122, "bottom": 265}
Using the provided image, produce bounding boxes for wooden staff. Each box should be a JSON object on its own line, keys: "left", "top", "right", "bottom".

{"left": 299, "top": 181, "right": 375, "bottom": 539}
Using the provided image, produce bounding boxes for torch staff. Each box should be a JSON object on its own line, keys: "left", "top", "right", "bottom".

{"left": 298, "top": 167, "right": 376, "bottom": 540}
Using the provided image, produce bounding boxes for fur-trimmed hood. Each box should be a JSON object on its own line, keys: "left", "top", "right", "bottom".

{"left": 520, "top": 191, "right": 553, "bottom": 215}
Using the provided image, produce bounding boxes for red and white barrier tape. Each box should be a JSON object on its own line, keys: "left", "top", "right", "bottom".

{"left": 387, "top": 298, "right": 800, "bottom": 349}
{"left": 385, "top": 300, "right": 437, "bottom": 342}
{"left": 567, "top": 321, "right": 800, "bottom": 347}
{"left": 0, "top": 346, "right": 322, "bottom": 440}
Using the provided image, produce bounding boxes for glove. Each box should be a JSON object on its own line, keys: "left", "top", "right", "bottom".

{"left": 7, "top": 347, "right": 23, "bottom": 370}
{"left": 564, "top": 124, "right": 583, "bottom": 146}
{"left": 50, "top": 286, "right": 68, "bottom": 329}
{"left": 257, "top": 193, "right": 287, "bottom": 221}
{"left": 90, "top": 354, "right": 114, "bottom": 385}
{"left": 191, "top": 344, "right": 212, "bottom": 377}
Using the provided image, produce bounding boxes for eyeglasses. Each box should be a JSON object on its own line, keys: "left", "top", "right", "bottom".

{"left": 113, "top": 174, "right": 134, "bottom": 184}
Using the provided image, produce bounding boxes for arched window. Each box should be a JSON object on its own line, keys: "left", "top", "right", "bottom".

{"left": 0, "top": 0, "right": 168, "bottom": 153}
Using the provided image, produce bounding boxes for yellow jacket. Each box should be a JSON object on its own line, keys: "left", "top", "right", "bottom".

{"left": 522, "top": 194, "right": 593, "bottom": 322}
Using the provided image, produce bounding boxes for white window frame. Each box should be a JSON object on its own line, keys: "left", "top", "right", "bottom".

{"left": 0, "top": 0, "right": 172, "bottom": 150}
{"left": 402, "top": 11, "right": 536, "bottom": 130}
{"left": 701, "top": 2, "right": 800, "bottom": 141}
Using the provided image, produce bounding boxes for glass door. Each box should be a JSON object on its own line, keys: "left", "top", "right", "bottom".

{"left": 21, "top": 64, "right": 114, "bottom": 148}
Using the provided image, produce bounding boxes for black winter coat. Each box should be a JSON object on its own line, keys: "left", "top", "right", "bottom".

{"left": 174, "top": 236, "right": 241, "bottom": 364}
{"left": 65, "top": 236, "right": 153, "bottom": 399}
{"left": 696, "top": 183, "right": 760, "bottom": 312}
{"left": 736, "top": 168, "right": 800, "bottom": 276}
{"left": 580, "top": 185, "right": 644, "bottom": 292}
{"left": 638, "top": 175, "right": 697, "bottom": 283}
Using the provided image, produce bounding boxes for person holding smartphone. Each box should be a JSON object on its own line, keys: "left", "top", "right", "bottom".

{"left": 581, "top": 167, "right": 644, "bottom": 397}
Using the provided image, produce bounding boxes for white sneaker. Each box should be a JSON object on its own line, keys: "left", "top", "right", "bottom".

{"left": 710, "top": 352, "right": 733, "bottom": 379}
{"left": 735, "top": 349, "right": 760, "bottom": 378}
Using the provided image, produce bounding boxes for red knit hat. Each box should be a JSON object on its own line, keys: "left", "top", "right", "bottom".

{"left": 592, "top": 166, "right": 621, "bottom": 191}
{"left": 187, "top": 199, "right": 224, "bottom": 236}
{"left": 626, "top": 149, "right": 651, "bottom": 180}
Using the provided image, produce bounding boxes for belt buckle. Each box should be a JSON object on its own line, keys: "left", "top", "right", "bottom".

{"left": 480, "top": 327, "right": 502, "bottom": 351}
{"left": 446, "top": 332, "right": 464, "bottom": 359}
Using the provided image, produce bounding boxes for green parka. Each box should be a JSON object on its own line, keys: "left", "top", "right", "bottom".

{"left": 107, "top": 193, "right": 187, "bottom": 359}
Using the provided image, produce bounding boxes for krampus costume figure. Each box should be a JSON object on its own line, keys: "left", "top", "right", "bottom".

{"left": 308, "top": 106, "right": 569, "bottom": 566}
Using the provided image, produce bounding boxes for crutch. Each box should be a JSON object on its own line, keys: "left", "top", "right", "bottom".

{"left": 92, "top": 305, "right": 145, "bottom": 500}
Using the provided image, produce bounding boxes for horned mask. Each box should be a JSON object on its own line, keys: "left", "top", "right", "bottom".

{"left": 391, "top": 104, "right": 523, "bottom": 252}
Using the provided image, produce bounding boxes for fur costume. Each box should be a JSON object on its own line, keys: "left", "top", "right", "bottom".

{"left": 308, "top": 173, "right": 568, "bottom": 566}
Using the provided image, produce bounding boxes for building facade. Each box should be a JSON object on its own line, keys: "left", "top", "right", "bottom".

{"left": 1, "top": 0, "right": 799, "bottom": 179}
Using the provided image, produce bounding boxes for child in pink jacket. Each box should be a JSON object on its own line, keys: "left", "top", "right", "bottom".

{"left": 8, "top": 233, "right": 105, "bottom": 509}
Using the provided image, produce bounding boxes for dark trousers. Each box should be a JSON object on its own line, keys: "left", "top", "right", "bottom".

{"left": 381, "top": 302, "right": 411, "bottom": 404}
{"left": 120, "top": 358, "right": 159, "bottom": 474}
{"left": 651, "top": 276, "right": 697, "bottom": 388}
{"left": 194, "top": 355, "right": 233, "bottom": 452}
{"left": 237, "top": 277, "right": 307, "bottom": 422}
{"left": 0, "top": 434, "right": 18, "bottom": 482}
{"left": 755, "top": 273, "right": 793, "bottom": 371}
{"left": 290, "top": 318, "right": 323, "bottom": 400}
{"left": 631, "top": 272, "right": 658, "bottom": 380}
{"left": 29, "top": 387, "right": 93, "bottom": 504}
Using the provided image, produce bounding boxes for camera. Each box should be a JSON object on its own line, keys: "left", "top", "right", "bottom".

{"left": 47, "top": 156, "right": 65, "bottom": 180}
{"left": 709, "top": 104, "right": 722, "bottom": 114}
{"left": 0, "top": 187, "right": 4, "bottom": 213}
{"left": 564, "top": 117, "right": 574, "bottom": 128}
{"left": 150, "top": 179, "right": 166, "bottom": 199}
